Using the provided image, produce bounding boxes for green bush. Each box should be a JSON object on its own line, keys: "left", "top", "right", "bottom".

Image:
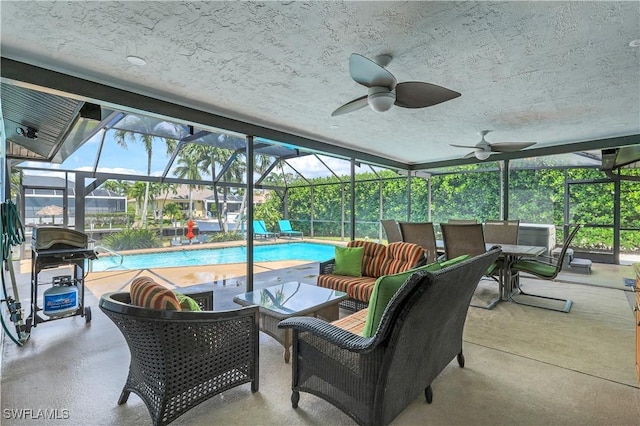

{"left": 205, "top": 232, "right": 245, "bottom": 243}
{"left": 102, "top": 228, "right": 162, "bottom": 251}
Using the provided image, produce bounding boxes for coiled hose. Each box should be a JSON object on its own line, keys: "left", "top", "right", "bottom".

{"left": 1, "top": 200, "right": 26, "bottom": 346}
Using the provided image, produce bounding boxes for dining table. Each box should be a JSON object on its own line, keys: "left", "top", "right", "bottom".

{"left": 436, "top": 240, "right": 546, "bottom": 301}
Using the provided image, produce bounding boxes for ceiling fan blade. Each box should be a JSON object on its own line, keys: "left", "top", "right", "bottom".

{"left": 331, "top": 95, "right": 369, "bottom": 117}
{"left": 349, "top": 54, "right": 397, "bottom": 89}
{"left": 450, "top": 144, "right": 479, "bottom": 149}
{"left": 394, "top": 81, "right": 461, "bottom": 108}
{"left": 489, "top": 141, "right": 536, "bottom": 152}
{"left": 463, "top": 151, "right": 478, "bottom": 159}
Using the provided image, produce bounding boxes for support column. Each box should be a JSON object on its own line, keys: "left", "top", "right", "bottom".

{"left": 246, "top": 136, "right": 254, "bottom": 292}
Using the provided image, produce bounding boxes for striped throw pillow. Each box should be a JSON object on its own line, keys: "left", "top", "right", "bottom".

{"left": 130, "top": 276, "right": 182, "bottom": 311}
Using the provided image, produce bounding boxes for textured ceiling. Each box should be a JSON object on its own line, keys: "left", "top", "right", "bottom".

{"left": 1, "top": 1, "right": 639, "bottom": 167}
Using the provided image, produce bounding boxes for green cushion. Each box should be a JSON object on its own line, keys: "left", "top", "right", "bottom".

{"left": 173, "top": 292, "right": 202, "bottom": 311}
{"left": 512, "top": 260, "right": 555, "bottom": 277}
{"left": 362, "top": 253, "right": 474, "bottom": 337}
{"left": 362, "top": 262, "right": 442, "bottom": 338}
{"left": 440, "top": 254, "right": 495, "bottom": 276}
{"left": 438, "top": 254, "right": 471, "bottom": 268}
{"left": 333, "top": 246, "right": 364, "bottom": 277}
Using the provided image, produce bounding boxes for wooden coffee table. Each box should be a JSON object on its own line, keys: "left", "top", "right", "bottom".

{"left": 233, "top": 282, "right": 347, "bottom": 362}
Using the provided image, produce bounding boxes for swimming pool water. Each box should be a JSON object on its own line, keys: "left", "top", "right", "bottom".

{"left": 91, "top": 242, "right": 337, "bottom": 271}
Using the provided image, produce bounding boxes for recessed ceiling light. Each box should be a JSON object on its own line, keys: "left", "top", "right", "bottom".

{"left": 127, "top": 55, "right": 147, "bottom": 66}
{"left": 629, "top": 39, "right": 640, "bottom": 47}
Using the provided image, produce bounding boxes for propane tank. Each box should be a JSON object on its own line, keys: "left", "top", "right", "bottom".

{"left": 43, "top": 276, "right": 78, "bottom": 318}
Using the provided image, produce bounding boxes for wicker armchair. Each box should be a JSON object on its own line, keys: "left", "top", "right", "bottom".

{"left": 279, "top": 248, "right": 501, "bottom": 426}
{"left": 99, "top": 291, "right": 259, "bottom": 426}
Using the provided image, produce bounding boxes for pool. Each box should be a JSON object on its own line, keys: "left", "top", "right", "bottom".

{"left": 90, "top": 242, "right": 337, "bottom": 272}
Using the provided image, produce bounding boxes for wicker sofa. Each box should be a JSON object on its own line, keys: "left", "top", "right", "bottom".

{"left": 280, "top": 248, "right": 502, "bottom": 426}
{"left": 317, "top": 240, "right": 425, "bottom": 310}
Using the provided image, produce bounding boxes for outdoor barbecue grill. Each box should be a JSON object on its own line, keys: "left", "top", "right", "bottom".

{"left": 29, "top": 227, "right": 96, "bottom": 331}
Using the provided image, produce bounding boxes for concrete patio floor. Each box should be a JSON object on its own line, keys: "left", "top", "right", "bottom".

{"left": 1, "top": 245, "right": 639, "bottom": 425}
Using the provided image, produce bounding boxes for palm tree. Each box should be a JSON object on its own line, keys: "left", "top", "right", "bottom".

{"left": 231, "top": 152, "right": 274, "bottom": 232}
{"left": 153, "top": 182, "right": 178, "bottom": 236}
{"left": 163, "top": 202, "right": 182, "bottom": 238}
{"left": 113, "top": 122, "right": 177, "bottom": 227}
{"left": 173, "top": 145, "right": 204, "bottom": 219}
{"left": 195, "top": 143, "right": 228, "bottom": 225}
{"left": 102, "top": 179, "right": 130, "bottom": 196}
{"left": 9, "top": 167, "right": 22, "bottom": 204}
{"left": 126, "top": 182, "right": 147, "bottom": 223}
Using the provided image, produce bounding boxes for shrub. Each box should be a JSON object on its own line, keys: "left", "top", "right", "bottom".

{"left": 103, "top": 228, "right": 162, "bottom": 251}
{"left": 205, "top": 232, "right": 245, "bottom": 243}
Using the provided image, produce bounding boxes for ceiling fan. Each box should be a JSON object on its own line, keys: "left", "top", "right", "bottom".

{"left": 331, "top": 53, "right": 461, "bottom": 117}
{"left": 450, "top": 130, "right": 536, "bottom": 160}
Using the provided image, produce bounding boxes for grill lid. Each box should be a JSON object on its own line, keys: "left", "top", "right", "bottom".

{"left": 32, "top": 226, "right": 88, "bottom": 251}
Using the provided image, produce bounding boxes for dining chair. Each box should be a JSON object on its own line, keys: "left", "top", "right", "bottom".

{"left": 482, "top": 220, "right": 520, "bottom": 290}
{"left": 441, "top": 223, "right": 500, "bottom": 309}
{"left": 509, "top": 224, "right": 582, "bottom": 313}
{"left": 398, "top": 221, "right": 438, "bottom": 263}
{"left": 483, "top": 220, "right": 520, "bottom": 245}
{"left": 381, "top": 219, "right": 403, "bottom": 243}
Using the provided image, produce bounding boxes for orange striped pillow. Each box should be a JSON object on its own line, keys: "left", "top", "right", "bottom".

{"left": 380, "top": 242, "right": 425, "bottom": 276}
{"left": 130, "top": 276, "right": 182, "bottom": 311}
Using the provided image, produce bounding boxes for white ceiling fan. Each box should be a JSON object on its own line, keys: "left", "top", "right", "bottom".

{"left": 450, "top": 130, "right": 536, "bottom": 160}
{"left": 331, "top": 53, "right": 461, "bottom": 116}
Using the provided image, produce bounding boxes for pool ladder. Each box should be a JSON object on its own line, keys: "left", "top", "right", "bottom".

{"left": 90, "top": 246, "right": 124, "bottom": 271}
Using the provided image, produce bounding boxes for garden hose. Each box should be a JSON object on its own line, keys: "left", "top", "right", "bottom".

{"left": 0, "top": 200, "right": 28, "bottom": 345}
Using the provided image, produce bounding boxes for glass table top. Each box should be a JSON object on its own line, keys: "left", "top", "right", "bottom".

{"left": 233, "top": 282, "right": 347, "bottom": 316}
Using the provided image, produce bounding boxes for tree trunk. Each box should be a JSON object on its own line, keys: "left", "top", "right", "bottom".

{"left": 141, "top": 181, "right": 150, "bottom": 227}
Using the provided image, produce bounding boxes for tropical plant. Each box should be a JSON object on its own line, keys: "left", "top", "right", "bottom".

{"left": 102, "top": 228, "right": 162, "bottom": 251}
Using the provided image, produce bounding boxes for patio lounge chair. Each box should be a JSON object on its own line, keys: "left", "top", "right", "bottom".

{"left": 253, "top": 220, "right": 278, "bottom": 240}
{"left": 279, "top": 248, "right": 501, "bottom": 426}
{"left": 278, "top": 219, "right": 303, "bottom": 239}
{"left": 99, "top": 289, "right": 259, "bottom": 426}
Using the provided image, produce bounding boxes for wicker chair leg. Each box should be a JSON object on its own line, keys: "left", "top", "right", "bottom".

{"left": 117, "top": 390, "right": 130, "bottom": 405}
{"left": 457, "top": 352, "right": 465, "bottom": 368}
{"left": 424, "top": 386, "right": 433, "bottom": 404}
{"left": 291, "top": 391, "right": 300, "bottom": 408}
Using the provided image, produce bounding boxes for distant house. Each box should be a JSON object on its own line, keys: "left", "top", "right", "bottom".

{"left": 22, "top": 175, "right": 127, "bottom": 226}
{"left": 156, "top": 186, "right": 262, "bottom": 220}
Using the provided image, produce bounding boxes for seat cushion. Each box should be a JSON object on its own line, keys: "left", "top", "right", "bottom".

{"left": 379, "top": 242, "right": 425, "bottom": 276}
{"left": 362, "top": 254, "right": 474, "bottom": 337}
{"left": 130, "top": 276, "right": 182, "bottom": 310}
{"left": 332, "top": 308, "right": 369, "bottom": 336}
{"left": 317, "top": 274, "right": 377, "bottom": 301}
{"left": 511, "top": 259, "right": 556, "bottom": 277}
{"left": 362, "top": 261, "right": 442, "bottom": 337}
{"left": 333, "top": 246, "right": 364, "bottom": 277}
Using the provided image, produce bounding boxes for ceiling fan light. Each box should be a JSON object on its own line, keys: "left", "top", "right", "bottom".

{"left": 475, "top": 150, "right": 491, "bottom": 160}
{"left": 368, "top": 91, "right": 395, "bottom": 112}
